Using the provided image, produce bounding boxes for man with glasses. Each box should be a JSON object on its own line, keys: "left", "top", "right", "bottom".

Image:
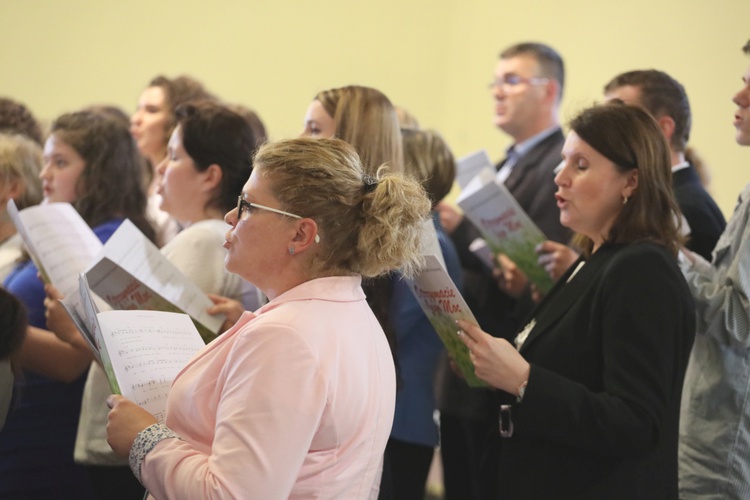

{"left": 436, "top": 42, "right": 570, "bottom": 500}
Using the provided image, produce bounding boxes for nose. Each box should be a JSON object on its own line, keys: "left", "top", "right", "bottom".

{"left": 491, "top": 82, "right": 505, "bottom": 100}
{"left": 225, "top": 206, "right": 238, "bottom": 227}
{"left": 733, "top": 86, "right": 750, "bottom": 108}
{"left": 554, "top": 161, "right": 570, "bottom": 187}
{"left": 130, "top": 109, "right": 141, "bottom": 126}
{"left": 155, "top": 156, "right": 169, "bottom": 177}
{"left": 39, "top": 161, "right": 51, "bottom": 180}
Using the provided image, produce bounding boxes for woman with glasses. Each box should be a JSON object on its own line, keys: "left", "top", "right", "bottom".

{"left": 106, "top": 137, "right": 431, "bottom": 499}
{"left": 456, "top": 102, "right": 694, "bottom": 498}
{"left": 0, "top": 109, "right": 154, "bottom": 499}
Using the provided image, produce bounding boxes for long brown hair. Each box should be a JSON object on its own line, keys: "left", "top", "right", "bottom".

{"left": 50, "top": 110, "right": 155, "bottom": 241}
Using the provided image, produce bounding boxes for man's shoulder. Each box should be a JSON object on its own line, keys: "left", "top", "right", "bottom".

{"left": 520, "top": 128, "right": 565, "bottom": 170}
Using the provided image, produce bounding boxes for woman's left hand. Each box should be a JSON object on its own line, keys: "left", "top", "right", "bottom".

{"left": 106, "top": 395, "right": 158, "bottom": 458}
{"left": 457, "top": 319, "right": 530, "bottom": 395}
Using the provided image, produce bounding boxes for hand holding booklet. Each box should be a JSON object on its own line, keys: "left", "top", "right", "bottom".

{"left": 456, "top": 167, "right": 554, "bottom": 293}
{"left": 67, "top": 274, "right": 205, "bottom": 423}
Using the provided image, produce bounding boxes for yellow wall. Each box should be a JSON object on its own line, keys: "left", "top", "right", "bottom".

{"left": 2, "top": 0, "right": 748, "bottom": 215}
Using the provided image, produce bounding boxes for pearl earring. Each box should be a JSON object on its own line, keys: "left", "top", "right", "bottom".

{"left": 288, "top": 246, "right": 295, "bottom": 256}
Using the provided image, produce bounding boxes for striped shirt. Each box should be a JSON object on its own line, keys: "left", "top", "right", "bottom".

{"left": 679, "top": 181, "right": 750, "bottom": 499}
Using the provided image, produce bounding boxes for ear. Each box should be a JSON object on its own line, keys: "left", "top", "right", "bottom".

{"left": 288, "top": 218, "right": 320, "bottom": 255}
{"left": 656, "top": 115, "right": 675, "bottom": 145}
{"left": 623, "top": 169, "right": 639, "bottom": 199}
{"left": 0, "top": 178, "right": 22, "bottom": 205}
{"left": 200, "top": 164, "right": 223, "bottom": 193}
{"left": 543, "top": 79, "right": 561, "bottom": 105}
{"left": 5, "top": 179, "right": 26, "bottom": 200}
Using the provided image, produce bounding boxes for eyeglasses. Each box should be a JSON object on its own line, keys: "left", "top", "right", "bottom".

{"left": 488, "top": 75, "right": 550, "bottom": 91}
{"left": 237, "top": 196, "right": 303, "bottom": 221}
{"left": 236, "top": 196, "right": 321, "bottom": 243}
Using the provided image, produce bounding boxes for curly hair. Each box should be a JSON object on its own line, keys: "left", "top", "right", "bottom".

{"left": 0, "top": 133, "right": 42, "bottom": 210}
{"left": 0, "top": 98, "right": 43, "bottom": 146}
{"left": 253, "top": 137, "right": 430, "bottom": 279}
{"left": 50, "top": 110, "right": 154, "bottom": 240}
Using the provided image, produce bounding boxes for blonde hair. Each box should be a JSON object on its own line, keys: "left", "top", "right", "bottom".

{"left": 0, "top": 133, "right": 42, "bottom": 210}
{"left": 395, "top": 105, "right": 420, "bottom": 129}
{"left": 314, "top": 86, "right": 404, "bottom": 175}
{"left": 402, "top": 128, "right": 456, "bottom": 206}
{"left": 254, "top": 137, "right": 430, "bottom": 278}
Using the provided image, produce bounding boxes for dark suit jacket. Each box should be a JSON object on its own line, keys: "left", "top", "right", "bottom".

{"left": 498, "top": 242, "right": 695, "bottom": 499}
{"left": 673, "top": 164, "right": 726, "bottom": 261}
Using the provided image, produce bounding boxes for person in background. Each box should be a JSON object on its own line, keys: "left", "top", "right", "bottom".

{"left": 155, "top": 101, "right": 258, "bottom": 308}
{"left": 301, "top": 85, "right": 405, "bottom": 499}
{"left": 0, "top": 109, "right": 154, "bottom": 499}
{"left": 436, "top": 42, "right": 571, "bottom": 500}
{"left": 382, "top": 127, "right": 463, "bottom": 499}
{"left": 131, "top": 75, "right": 216, "bottom": 246}
{"left": 106, "top": 137, "right": 431, "bottom": 499}
{"left": 604, "top": 70, "right": 725, "bottom": 261}
{"left": 678, "top": 39, "right": 750, "bottom": 499}
{"left": 0, "top": 97, "right": 44, "bottom": 146}
{"left": 395, "top": 106, "right": 420, "bottom": 130}
{"left": 458, "top": 102, "right": 694, "bottom": 498}
{"left": 0, "top": 133, "right": 42, "bottom": 281}
{"left": 228, "top": 103, "right": 268, "bottom": 150}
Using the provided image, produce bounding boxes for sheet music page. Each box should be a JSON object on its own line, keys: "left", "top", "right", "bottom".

{"left": 97, "top": 310, "right": 205, "bottom": 423}
{"left": 86, "top": 219, "right": 224, "bottom": 338}
{"left": 7, "top": 201, "right": 102, "bottom": 295}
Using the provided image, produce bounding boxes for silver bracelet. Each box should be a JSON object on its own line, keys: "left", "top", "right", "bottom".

{"left": 129, "top": 423, "right": 180, "bottom": 483}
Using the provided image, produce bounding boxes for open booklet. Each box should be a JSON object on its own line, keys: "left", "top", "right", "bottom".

{"left": 456, "top": 167, "right": 554, "bottom": 293}
{"left": 7, "top": 200, "right": 103, "bottom": 295}
{"left": 8, "top": 200, "right": 224, "bottom": 343}
{"left": 65, "top": 274, "right": 205, "bottom": 423}
{"left": 84, "top": 219, "right": 224, "bottom": 343}
{"left": 405, "top": 219, "right": 486, "bottom": 387}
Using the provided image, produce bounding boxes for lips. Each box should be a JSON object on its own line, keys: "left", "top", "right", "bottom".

{"left": 555, "top": 193, "right": 567, "bottom": 208}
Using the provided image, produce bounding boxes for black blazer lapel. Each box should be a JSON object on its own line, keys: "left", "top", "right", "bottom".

{"left": 519, "top": 245, "right": 617, "bottom": 354}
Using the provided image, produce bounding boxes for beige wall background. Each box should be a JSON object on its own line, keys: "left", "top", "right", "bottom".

{"left": 1, "top": 0, "right": 748, "bottom": 216}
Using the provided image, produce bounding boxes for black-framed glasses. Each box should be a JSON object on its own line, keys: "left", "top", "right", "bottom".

{"left": 236, "top": 196, "right": 320, "bottom": 243}
{"left": 237, "top": 196, "right": 303, "bottom": 221}
{"left": 488, "top": 75, "right": 550, "bottom": 91}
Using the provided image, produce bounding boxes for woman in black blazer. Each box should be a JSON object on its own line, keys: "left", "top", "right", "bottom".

{"left": 459, "top": 102, "right": 695, "bottom": 499}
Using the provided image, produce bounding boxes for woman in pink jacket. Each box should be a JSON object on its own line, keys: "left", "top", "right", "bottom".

{"left": 106, "top": 137, "right": 431, "bottom": 499}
